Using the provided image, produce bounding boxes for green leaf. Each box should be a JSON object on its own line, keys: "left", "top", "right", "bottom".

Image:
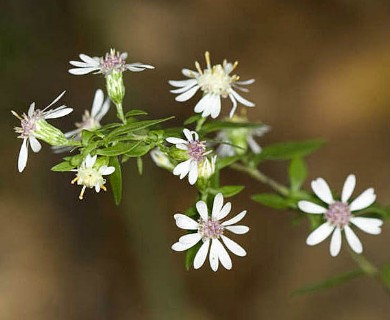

{"left": 254, "top": 139, "right": 325, "bottom": 164}
{"left": 289, "top": 157, "right": 307, "bottom": 192}
{"left": 216, "top": 156, "right": 241, "bottom": 170}
{"left": 51, "top": 161, "right": 75, "bottom": 172}
{"left": 185, "top": 241, "right": 202, "bottom": 271}
{"left": 291, "top": 269, "right": 364, "bottom": 297}
{"left": 251, "top": 193, "right": 291, "bottom": 209}
{"left": 125, "top": 109, "right": 148, "bottom": 118}
{"left": 201, "top": 121, "right": 265, "bottom": 134}
{"left": 209, "top": 185, "right": 245, "bottom": 198}
{"left": 184, "top": 114, "right": 202, "bottom": 125}
{"left": 81, "top": 129, "right": 95, "bottom": 146}
{"left": 105, "top": 117, "right": 174, "bottom": 141}
{"left": 137, "top": 157, "right": 143, "bottom": 175}
{"left": 125, "top": 143, "right": 152, "bottom": 157}
{"left": 184, "top": 206, "right": 198, "bottom": 217}
{"left": 96, "top": 142, "right": 140, "bottom": 156}
{"left": 109, "top": 156, "right": 122, "bottom": 205}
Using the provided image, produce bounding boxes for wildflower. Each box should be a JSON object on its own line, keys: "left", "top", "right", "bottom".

{"left": 198, "top": 155, "right": 217, "bottom": 180}
{"left": 12, "top": 91, "right": 72, "bottom": 172}
{"left": 216, "top": 116, "right": 270, "bottom": 157}
{"left": 68, "top": 49, "right": 154, "bottom": 76}
{"left": 172, "top": 193, "right": 249, "bottom": 271}
{"left": 166, "top": 128, "right": 212, "bottom": 185}
{"left": 298, "top": 174, "right": 383, "bottom": 256}
{"left": 71, "top": 154, "right": 115, "bottom": 200}
{"left": 150, "top": 148, "right": 175, "bottom": 170}
{"left": 169, "top": 51, "right": 255, "bottom": 119}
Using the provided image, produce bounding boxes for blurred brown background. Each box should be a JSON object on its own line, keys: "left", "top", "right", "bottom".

{"left": 1, "top": 0, "right": 390, "bottom": 319}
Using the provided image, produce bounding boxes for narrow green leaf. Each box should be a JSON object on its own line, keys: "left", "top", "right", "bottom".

{"left": 289, "top": 157, "right": 307, "bottom": 191}
{"left": 125, "top": 143, "right": 152, "bottom": 157}
{"left": 96, "top": 142, "right": 140, "bottom": 156}
{"left": 254, "top": 139, "right": 325, "bottom": 164}
{"left": 125, "top": 109, "right": 148, "bottom": 117}
{"left": 291, "top": 269, "right": 364, "bottom": 297}
{"left": 137, "top": 157, "right": 143, "bottom": 175}
{"left": 216, "top": 155, "right": 241, "bottom": 170}
{"left": 109, "top": 156, "right": 122, "bottom": 205}
{"left": 185, "top": 241, "right": 202, "bottom": 271}
{"left": 201, "top": 121, "right": 265, "bottom": 134}
{"left": 209, "top": 185, "right": 245, "bottom": 198}
{"left": 251, "top": 193, "right": 290, "bottom": 209}
{"left": 51, "top": 161, "right": 75, "bottom": 172}
{"left": 184, "top": 114, "right": 202, "bottom": 125}
{"left": 81, "top": 129, "right": 95, "bottom": 146}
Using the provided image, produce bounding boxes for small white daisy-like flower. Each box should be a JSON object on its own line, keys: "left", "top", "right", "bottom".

{"left": 169, "top": 51, "right": 255, "bottom": 119}
{"left": 172, "top": 193, "right": 249, "bottom": 271}
{"left": 12, "top": 91, "right": 73, "bottom": 172}
{"left": 298, "top": 174, "right": 383, "bottom": 257}
{"left": 68, "top": 49, "right": 154, "bottom": 76}
{"left": 198, "top": 155, "right": 217, "bottom": 180}
{"left": 166, "top": 128, "right": 212, "bottom": 185}
{"left": 71, "top": 154, "right": 115, "bottom": 200}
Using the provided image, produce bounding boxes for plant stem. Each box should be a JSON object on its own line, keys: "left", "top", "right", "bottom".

{"left": 195, "top": 117, "right": 206, "bottom": 131}
{"left": 116, "top": 102, "right": 126, "bottom": 124}
{"left": 230, "top": 163, "right": 290, "bottom": 196}
{"left": 349, "top": 251, "right": 390, "bottom": 297}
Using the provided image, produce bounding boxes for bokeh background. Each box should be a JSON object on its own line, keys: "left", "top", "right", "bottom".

{"left": 1, "top": 0, "right": 390, "bottom": 319}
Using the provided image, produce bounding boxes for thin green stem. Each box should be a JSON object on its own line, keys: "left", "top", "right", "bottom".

{"left": 195, "top": 117, "right": 206, "bottom": 131}
{"left": 230, "top": 163, "right": 290, "bottom": 196}
{"left": 115, "top": 102, "right": 126, "bottom": 124}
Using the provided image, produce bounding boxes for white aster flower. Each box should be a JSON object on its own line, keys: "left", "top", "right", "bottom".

{"left": 71, "top": 154, "right": 115, "bottom": 200}
{"left": 298, "top": 174, "right": 383, "bottom": 257}
{"left": 169, "top": 51, "right": 255, "bottom": 119}
{"left": 172, "top": 193, "right": 249, "bottom": 271}
{"left": 166, "top": 128, "right": 212, "bottom": 185}
{"left": 12, "top": 91, "right": 73, "bottom": 172}
{"left": 68, "top": 49, "right": 154, "bottom": 76}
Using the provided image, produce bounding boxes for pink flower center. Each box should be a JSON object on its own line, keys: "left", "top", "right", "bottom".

{"left": 188, "top": 140, "right": 207, "bottom": 162}
{"left": 325, "top": 201, "right": 351, "bottom": 228}
{"left": 100, "top": 51, "right": 126, "bottom": 75}
{"left": 15, "top": 110, "right": 43, "bottom": 138}
{"left": 198, "top": 219, "right": 224, "bottom": 240}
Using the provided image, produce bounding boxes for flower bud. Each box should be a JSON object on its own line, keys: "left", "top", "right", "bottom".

{"left": 198, "top": 156, "right": 216, "bottom": 180}
{"left": 106, "top": 70, "right": 125, "bottom": 105}
{"left": 150, "top": 148, "right": 174, "bottom": 170}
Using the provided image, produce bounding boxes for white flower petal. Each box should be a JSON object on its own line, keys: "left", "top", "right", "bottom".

{"left": 194, "top": 94, "right": 211, "bottom": 114}
{"left": 306, "top": 222, "right": 334, "bottom": 246}
{"left": 69, "top": 67, "right": 99, "bottom": 75}
{"left": 221, "top": 235, "right": 246, "bottom": 257}
{"left": 99, "top": 166, "right": 115, "bottom": 175}
{"left": 193, "top": 240, "right": 210, "bottom": 269}
{"left": 349, "top": 188, "right": 376, "bottom": 211}
{"left": 173, "top": 214, "right": 199, "bottom": 230}
{"left": 166, "top": 137, "right": 188, "bottom": 145}
{"left": 45, "top": 91, "right": 66, "bottom": 110}
{"left": 311, "top": 178, "right": 334, "bottom": 204}
{"left": 228, "top": 94, "right": 238, "bottom": 118}
{"left": 95, "top": 98, "right": 110, "bottom": 121}
{"left": 181, "top": 68, "right": 199, "bottom": 78}
{"left": 175, "top": 85, "right": 200, "bottom": 102}
{"left": 173, "top": 159, "right": 192, "bottom": 179}
{"left": 171, "top": 241, "right": 196, "bottom": 251}
{"left": 183, "top": 128, "right": 193, "bottom": 142}
{"left": 222, "top": 210, "right": 247, "bottom": 226}
{"left": 170, "top": 82, "right": 198, "bottom": 94}
{"left": 188, "top": 161, "right": 198, "bottom": 185}
{"left": 169, "top": 79, "right": 198, "bottom": 87}
{"left": 28, "top": 102, "right": 35, "bottom": 117}
{"left": 79, "top": 54, "right": 99, "bottom": 65}
{"left": 236, "top": 79, "right": 255, "bottom": 85}
{"left": 44, "top": 107, "right": 73, "bottom": 119}
{"left": 330, "top": 227, "right": 342, "bottom": 257}
{"left": 95, "top": 185, "right": 100, "bottom": 192}
{"left": 247, "top": 135, "right": 261, "bottom": 154}
{"left": 214, "top": 202, "right": 231, "bottom": 220}
{"left": 344, "top": 226, "right": 363, "bottom": 254}
{"left": 225, "top": 225, "right": 249, "bottom": 234}
{"left": 297, "top": 201, "right": 327, "bottom": 214}
{"left": 210, "top": 95, "right": 221, "bottom": 119}
{"left": 126, "top": 63, "right": 154, "bottom": 71}
{"left": 178, "top": 233, "right": 202, "bottom": 246}
{"left": 211, "top": 193, "right": 224, "bottom": 219}
{"left": 29, "top": 136, "right": 42, "bottom": 153}
{"left": 229, "top": 89, "right": 255, "bottom": 107}
{"left": 209, "top": 240, "right": 219, "bottom": 271}
{"left": 214, "top": 239, "right": 232, "bottom": 270}
{"left": 69, "top": 60, "right": 90, "bottom": 67}
{"left": 91, "top": 89, "right": 104, "bottom": 118}
{"left": 85, "top": 154, "right": 97, "bottom": 168}
{"left": 350, "top": 217, "right": 383, "bottom": 235}
{"left": 196, "top": 200, "right": 209, "bottom": 221}
{"left": 341, "top": 174, "right": 356, "bottom": 203}
{"left": 18, "top": 139, "right": 29, "bottom": 173}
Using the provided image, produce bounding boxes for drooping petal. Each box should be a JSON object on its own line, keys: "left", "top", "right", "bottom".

{"left": 341, "top": 174, "right": 356, "bottom": 203}
{"left": 349, "top": 188, "right": 376, "bottom": 211}
{"left": 228, "top": 94, "right": 238, "bottom": 118}
{"left": 188, "top": 161, "right": 198, "bottom": 185}
{"left": 29, "top": 136, "right": 42, "bottom": 153}
{"left": 173, "top": 214, "right": 199, "bottom": 230}
{"left": 209, "top": 240, "right": 219, "bottom": 271}
{"left": 225, "top": 225, "right": 249, "bottom": 234}
{"left": 210, "top": 95, "right": 221, "bottom": 119}
{"left": 214, "top": 239, "right": 232, "bottom": 270}
{"left": 214, "top": 202, "right": 231, "bottom": 220}
{"left": 126, "top": 63, "right": 154, "bottom": 72}
{"left": 222, "top": 210, "right": 247, "bottom": 226}
{"left": 311, "top": 178, "right": 334, "bottom": 204}
{"left": 344, "top": 226, "right": 363, "bottom": 254}
{"left": 350, "top": 217, "right": 383, "bottom": 235}
{"left": 173, "top": 159, "right": 192, "bottom": 179}
{"left": 306, "top": 222, "right": 334, "bottom": 246}
{"left": 18, "top": 139, "right": 29, "bottom": 173}
{"left": 171, "top": 241, "right": 196, "bottom": 251}
{"left": 196, "top": 200, "right": 209, "bottom": 221}
{"left": 235, "top": 79, "right": 255, "bottom": 85}
{"left": 221, "top": 235, "right": 246, "bottom": 256}
{"left": 169, "top": 79, "right": 197, "bottom": 87}
{"left": 175, "top": 85, "right": 200, "bottom": 102}
{"left": 330, "top": 227, "right": 342, "bottom": 257}
{"left": 193, "top": 240, "right": 210, "bottom": 269}
{"left": 95, "top": 98, "right": 110, "bottom": 121}
{"left": 91, "top": 89, "right": 104, "bottom": 118}
{"left": 229, "top": 89, "right": 255, "bottom": 107}
{"left": 211, "top": 193, "right": 224, "bottom": 219}
{"left": 170, "top": 82, "right": 198, "bottom": 94}
{"left": 194, "top": 94, "right": 212, "bottom": 115}
{"left": 298, "top": 201, "right": 327, "bottom": 214}
{"left": 178, "top": 233, "right": 202, "bottom": 246}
